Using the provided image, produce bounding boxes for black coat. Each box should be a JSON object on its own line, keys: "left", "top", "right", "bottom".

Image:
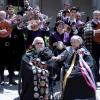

{"left": 11, "top": 27, "right": 25, "bottom": 69}
{"left": 0, "top": 36, "right": 13, "bottom": 67}
{"left": 59, "top": 47, "right": 96, "bottom": 100}
{"left": 19, "top": 47, "right": 57, "bottom": 100}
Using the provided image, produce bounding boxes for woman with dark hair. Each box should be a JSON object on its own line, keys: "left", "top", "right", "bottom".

{"left": 49, "top": 21, "right": 70, "bottom": 55}
{"left": 49, "top": 21, "right": 70, "bottom": 82}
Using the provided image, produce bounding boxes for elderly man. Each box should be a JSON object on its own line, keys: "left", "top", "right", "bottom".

{"left": 84, "top": 10, "right": 100, "bottom": 82}
{"left": 20, "top": 37, "right": 55, "bottom": 100}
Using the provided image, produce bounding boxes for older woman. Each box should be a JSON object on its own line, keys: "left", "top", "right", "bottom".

{"left": 53, "top": 35, "right": 96, "bottom": 100}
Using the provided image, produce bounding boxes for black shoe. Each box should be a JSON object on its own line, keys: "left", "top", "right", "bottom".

{"left": 9, "top": 80, "right": 17, "bottom": 85}
{"left": 0, "top": 81, "right": 5, "bottom": 85}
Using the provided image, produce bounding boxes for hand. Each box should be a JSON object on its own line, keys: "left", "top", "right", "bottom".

{"left": 94, "top": 29, "right": 100, "bottom": 34}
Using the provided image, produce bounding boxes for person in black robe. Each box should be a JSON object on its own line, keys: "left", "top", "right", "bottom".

{"left": 19, "top": 37, "right": 56, "bottom": 100}
{"left": 10, "top": 14, "right": 26, "bottom": 71}
{"left": 0, "top": 11, "right": 16, "bottom": 85}
{"left": 84, "top": 10, "right": 100, "bottom": 82}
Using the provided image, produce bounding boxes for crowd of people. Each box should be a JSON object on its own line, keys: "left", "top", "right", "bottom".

{"left": 0, "top": 0, "right": 100, "bottom": 100}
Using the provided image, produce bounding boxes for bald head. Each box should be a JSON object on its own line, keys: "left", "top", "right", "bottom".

{"left": 0, "top": 10, "right": 6, "bottom": 20}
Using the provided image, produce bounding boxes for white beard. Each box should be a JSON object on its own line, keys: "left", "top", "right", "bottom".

{"left": 36, "top": 47, "right": 44, "bottom": 53}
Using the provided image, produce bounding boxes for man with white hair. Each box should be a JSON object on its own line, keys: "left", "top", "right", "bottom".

{"left": 32, "top": 37, "right": 45, "bottom": 52}
{"left": 84, "top": 10, "right": 100, "bottom": 82}
{"left": 20, "top": 37, "right": 55, "bottom": 100}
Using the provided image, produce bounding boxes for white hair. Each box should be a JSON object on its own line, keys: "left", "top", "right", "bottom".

{"left": 70, "top": 35, "right": 83, "bottom": 44}
{"left": 32, "top": 37, "right": 44, "bottom": 45}
{"left": 0, "top": 10, "right": 6, "bottom": 19}
{"left": 93, "top": 10, "right": 100, "bottom": 15}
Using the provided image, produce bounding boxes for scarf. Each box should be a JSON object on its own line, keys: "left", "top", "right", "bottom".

{"left": 78, "top": 49, "right": 96, "bottom": 93}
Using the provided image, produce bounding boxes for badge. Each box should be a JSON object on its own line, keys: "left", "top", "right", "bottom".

{"left": 45, "top": 95, "right": 49, "bottom": 100}
{"left": 42, "top": 70, "right": 46, "bottom": 75}
{"left": 45, "top": 88, "right": 49, "bottom": 94}
{"left": 45, "top": 70, "right": 48, "bottom": 74}
{"left": 34, "top": 93, "right": 39, "bottom": 98}
{"left": 34, "top": 86, "right": 38, "bottom": 91}
{"left": 33, "top": 69, "right": 37, "bottom": 74}
{"left": 5, "top": 42, "right": 10, "bottom": 46}
{"left": 38, "top": 69, "right": 41, "bottom": 73}
{"left": 40, "top": 80, "right": 46, "bottom": 87}
{"left": 32, "top": 65, "right": 35, "bottom": 69}
{"left": 34, "top": 75, "right": 37, "bottom": 80}
{"left": 34, "top": 81, "right": 37, "bottom": 85}
{"left": 46, "top": 84, "right": 49, "bottom": 88}
{"left": 46, "top": 78, "right": 48, "bottom": 82}
{"left": 38, "top": 74, "right": 41, "bottom": 77}
{"left": 40, "top": 88, "right": 45, "bottom": 94}
{"left": 41, "top": 76, "right": 46, "bottom": 80}
{"left": 39, "top": 96, "right": 44, "bottom": 100}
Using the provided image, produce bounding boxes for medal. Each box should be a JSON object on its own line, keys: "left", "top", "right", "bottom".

{"left": 40, "top": 80, "right": 46, "bottom": 87}
{"left": 42, "top": 70, "right": 46, "bottom": 75}
{"left": 41, "top": 76, "right": 46, "bottom": 80}
{"left": 45, "top": 88, "right": 49, "bottom": 94}
{"left": 14, "top": 35, "right": 17, "bottom": 38}
{"left": 32, "top": 65, "right": 35, "bottom": 69}
{"left": 38, "top": 74, "right": 41, "bottom": 77}
{"left": 5, "top": 42, "right": 9, "bottom": 46}
{"left": 46, "top": 84, "right": 49, "bottom": 88}
{"left": 34, "top": 81, "right": 37, "bottom": 85}
{"left": 39, "top": 96, "right": 44, "bottom": 100}
{"left": 34, "top": 75, "right": 37, "bottom": 80}
{"left": 45, "top": 95, "right": 49, "bottom": 100}
{"left": 34, "top": 93, "right": 39, "bottom": 98}
{"left": 33, "top": 69, "right": 37, "bottom": 74}
{"left": 38, "top": 69, "right": 41, "bottom": 73}
{"left": 40, "top": 88, "right": 45, "bottom": 94}
{"left": 46, "top": 78, "right": 48, "bottom": 82}
{"left": 45, "top": 70, "right": 48, "bottom": 73}
{"left": 34, "top": 86, "right": 38, "bottom": 91}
